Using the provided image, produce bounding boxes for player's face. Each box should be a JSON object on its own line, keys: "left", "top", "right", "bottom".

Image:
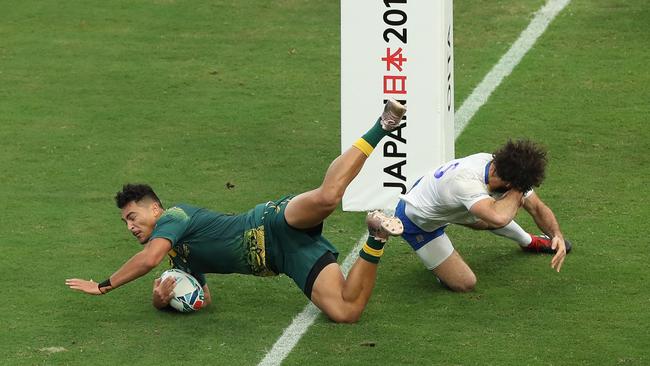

{"left": 488, "top": 166, "right": 510, "bottom": 193}
{"left": 120, "top": 200, "right": 162, "bottom": 244}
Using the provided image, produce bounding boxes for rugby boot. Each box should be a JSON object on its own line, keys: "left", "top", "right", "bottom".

{"left": 522, "top": 234, "right": 573, "bottom": 254}
{"left": 366, "top": 210, "right": 404, "bottom": 242}
{"left": 380, "top": 98, "right": 407, "bottom": 131}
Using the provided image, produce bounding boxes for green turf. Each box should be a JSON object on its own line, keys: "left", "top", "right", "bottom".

{"left": 1, "top": 0, "right": 648, "bottom": 365}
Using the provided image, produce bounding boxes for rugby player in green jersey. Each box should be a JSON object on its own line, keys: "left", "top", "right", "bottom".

{"left": 66, "top": 100, "right": 406, "bottom": 323}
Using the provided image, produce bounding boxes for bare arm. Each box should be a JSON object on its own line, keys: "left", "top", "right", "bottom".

{"left": 523, "top": 192, "right": 568, "bottom": 272}
{"left": 469, "top": 190, "right": 524, "bottom": 228}
{"left": 523, "top": 192, "right": 563, "bottom": 238}
{"left": 66, "top": 238, "right": 172, "bottom": 295}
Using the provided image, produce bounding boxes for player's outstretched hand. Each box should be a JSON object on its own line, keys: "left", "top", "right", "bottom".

{"left": 152, "top": 276, "right": 176, "bottom": 307}
{"left": 550, "top": 237, "right": 567, "bottom": 272}
{"left": 65, "top": 278, "right": 102, "bottom": 295}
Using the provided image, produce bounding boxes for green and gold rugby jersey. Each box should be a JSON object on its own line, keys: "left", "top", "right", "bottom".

{"left": 149, "top": 204, "right": 275, "bottom": 286}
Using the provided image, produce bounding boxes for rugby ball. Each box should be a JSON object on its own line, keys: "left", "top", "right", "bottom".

{"left": 160, "top": 269, "right": 205, "bottom": 313}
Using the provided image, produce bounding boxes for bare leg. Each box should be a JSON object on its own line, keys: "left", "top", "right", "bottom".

{"left": 284, "top": 99, "right": 406, "bottom": 230}
{"left": 432, "top": 251, "right": 477, "bottom": 292}
{"left": 309, "top": 214, "right": 403, "bottom": 323}
{"left": 285, "top": 100, "right": 407, "bottom": 321}
{"left": 310, "top": 260, "right": 378, "bottom": 323}
{"left": 284, "top": 146, "right": 368, "bottom": 229}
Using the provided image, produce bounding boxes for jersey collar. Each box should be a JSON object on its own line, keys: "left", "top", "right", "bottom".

{"left": 484, "top": 161, "right": 491, "bottom": 184}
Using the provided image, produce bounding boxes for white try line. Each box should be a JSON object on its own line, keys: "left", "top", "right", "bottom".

{"left": 455, "top": 0, "right": 571, "bottom": 138}
{"left": 257, "top": 235, "right": 366, "bottom": 366}
{"left": 257, "top": 1, "right": 571, "bottom": 365}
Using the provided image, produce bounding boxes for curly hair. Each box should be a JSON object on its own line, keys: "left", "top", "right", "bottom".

{"left": 492, "top": 139, "right": 547, "bottom": 192}
{"left": 115, "top": 183, "right": 162, "bottom": 209}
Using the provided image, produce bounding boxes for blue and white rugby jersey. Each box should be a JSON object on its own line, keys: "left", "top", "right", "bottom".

{"left": 400, "top": 153, "right": 532, "bottom": 232}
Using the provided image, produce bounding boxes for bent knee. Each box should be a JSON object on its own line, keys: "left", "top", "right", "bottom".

{"left": 448, "top": 275, "right": 477, "bottom": 293}
{"left": 314, "top": 188, "right": 343, "bottom": 211}
{"left": 330, "top": 313, "right": 361, "bottom": 324}
{"left": 449, "top": 282, "right": 476, "bottom": 293}
{"left": 438, "top": 272, "right": 476, "bottom": 292}
{"left": 326, "top": 308, "right": 362, "bottom": 324}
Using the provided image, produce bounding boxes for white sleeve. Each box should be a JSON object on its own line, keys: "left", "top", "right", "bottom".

{"left": 450, "top": 177, "right": 491, "bottom": 210}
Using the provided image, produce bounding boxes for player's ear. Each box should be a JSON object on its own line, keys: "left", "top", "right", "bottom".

{"left": 152, "top": 202, "right": 163, "bottom": 216}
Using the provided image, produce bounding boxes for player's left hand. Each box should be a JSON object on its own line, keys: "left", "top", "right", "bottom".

{"left": 152, "top": 277, "right": 176, "bottom": 306}
{"left": 550, "top": 236, "right": 567, "bottom": 272}
{"left": 65, "top": 278, "right": 103, "bottom": 295}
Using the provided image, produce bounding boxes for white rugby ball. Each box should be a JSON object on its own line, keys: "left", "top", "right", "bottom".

{"left": 160, "top": 269, "right": 205, "bottom": 313}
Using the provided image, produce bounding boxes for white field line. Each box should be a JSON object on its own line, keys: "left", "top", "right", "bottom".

{"left": 258, "top": 1, "right": 570, "bottom": 365}
{"left": 455, "top": 0, "right": 571, "bottom": 138}
{"left": 257, "top": 235, "right": 366, "bottom": 366}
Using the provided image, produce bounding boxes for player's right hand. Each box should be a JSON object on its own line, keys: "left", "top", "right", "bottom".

{"left": 65, "top": 278, "right": 103, "bottom": 295}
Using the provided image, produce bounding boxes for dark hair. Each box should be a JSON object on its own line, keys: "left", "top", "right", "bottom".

{"left": 492, "top": 139, "right": 547, "bottom": 192}
{"left": 115, "top": 183, "right": 162, "bottom": 209}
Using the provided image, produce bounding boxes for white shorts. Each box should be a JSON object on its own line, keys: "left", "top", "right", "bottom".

{"left": 395, "top": 199, "right": 455, "bottom": 270}
{"left": 415, "top": 233, "right": 455, "bottom": 270}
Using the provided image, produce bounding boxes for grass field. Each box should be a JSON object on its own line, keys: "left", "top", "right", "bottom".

{"left": 1, "top": 0, "right": 648, "bottom": 365}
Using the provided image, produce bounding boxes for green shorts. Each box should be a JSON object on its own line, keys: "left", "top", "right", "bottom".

{"left": 262, "top": 195, "right": 339, "bottom": 296}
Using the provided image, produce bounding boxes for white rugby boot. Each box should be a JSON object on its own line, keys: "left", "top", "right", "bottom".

{"left": 380, "top": 98, "right": 407, "bottom": 131}
{"left": 366, "top": 210, "right": 404, "bottom": 242}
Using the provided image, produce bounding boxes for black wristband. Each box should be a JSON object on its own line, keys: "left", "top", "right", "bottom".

{"left": 98, "top": 278, "right": 112, "bottom": 294}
